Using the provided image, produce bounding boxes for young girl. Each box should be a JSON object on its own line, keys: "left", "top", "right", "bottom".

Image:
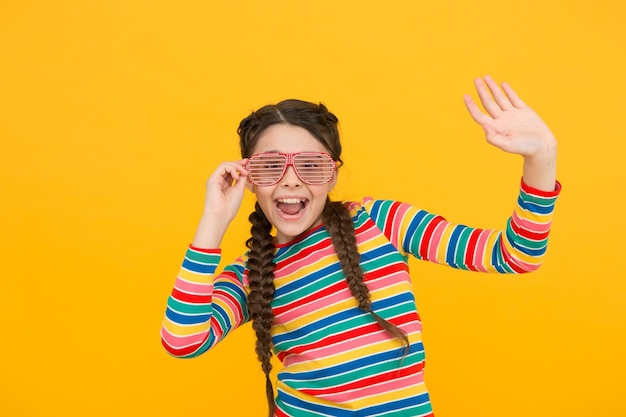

{"left": 161, "top": 76, "right": 560, "bottom": 417}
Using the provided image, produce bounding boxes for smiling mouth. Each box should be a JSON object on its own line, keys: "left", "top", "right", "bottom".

{"left": 276, "top": 198, "right": 308, "bottom": 215}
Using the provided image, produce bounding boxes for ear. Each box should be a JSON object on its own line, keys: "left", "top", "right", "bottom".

{"left": 245, "top": 180, "right": 255, "bottom": 193}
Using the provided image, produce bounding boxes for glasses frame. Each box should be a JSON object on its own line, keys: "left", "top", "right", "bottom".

{"left": 245, "top": 152, "right": 337, "bottom": 186}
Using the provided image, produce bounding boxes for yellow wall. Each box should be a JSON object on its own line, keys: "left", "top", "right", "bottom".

{"left": 1, "top": 1, "right": 625, "bottom": 416}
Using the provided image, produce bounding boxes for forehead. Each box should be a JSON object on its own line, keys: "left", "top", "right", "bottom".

{"left": 253, "top": 124, "right": 328, "bottom": 154}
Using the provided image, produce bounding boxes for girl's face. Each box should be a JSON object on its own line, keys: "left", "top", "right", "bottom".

{"left": 247, "top": 123, "right": 337, "bottom": 245}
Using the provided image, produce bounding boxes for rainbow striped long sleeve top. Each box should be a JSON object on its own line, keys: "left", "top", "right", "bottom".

{"left": 161, "top": 180, "right": 561, "bottom": 416}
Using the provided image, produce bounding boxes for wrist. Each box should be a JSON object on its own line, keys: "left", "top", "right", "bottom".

{"left": 192, "top": 216, "right": 229, "bottom": 249}
{"left": 522, "top": 146, "right": 557, "bottom": 192}
{"left": 524, "top": 138, "right": 556, "bottom": 162}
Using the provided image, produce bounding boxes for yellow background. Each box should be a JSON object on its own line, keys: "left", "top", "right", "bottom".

{"left": 1, "top": 1, "right": 625, "bottom": 416}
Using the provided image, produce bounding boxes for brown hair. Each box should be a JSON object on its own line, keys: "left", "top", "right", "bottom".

{"left": 239, "top": 99, "right": 408, "bottom": 417}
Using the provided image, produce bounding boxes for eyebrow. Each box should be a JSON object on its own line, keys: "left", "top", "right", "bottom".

{"left": 251, "top": 150, "right": 281, "bottom": 154}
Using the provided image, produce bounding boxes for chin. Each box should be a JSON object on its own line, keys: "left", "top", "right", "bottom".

{"left": 274, "top": 221, "right": 318, "bottom": 244}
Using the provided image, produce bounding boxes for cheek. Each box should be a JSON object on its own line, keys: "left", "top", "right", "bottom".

{"left": 312, "top": 186, "right": 332, "bottom": 202}
{"left": 254, "top": 188, "right": 276, "bottom": 208}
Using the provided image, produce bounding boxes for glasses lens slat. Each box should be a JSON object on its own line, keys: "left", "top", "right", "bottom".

{"left": 247, "top": 155, "right": 286, "bottom": 185}
{"left": 294, "top": 154, "right": 334, "bottom": 184}
{"left": 247, "top": 152, "right": 335, "bottom": 186}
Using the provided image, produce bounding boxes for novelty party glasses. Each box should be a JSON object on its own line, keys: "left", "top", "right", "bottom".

{"left": 246, "top": 152, "right": 336, "bottom": 186}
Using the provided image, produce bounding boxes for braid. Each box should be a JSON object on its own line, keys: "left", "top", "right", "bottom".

{"left": 246, "top": 202, "right": 277, "bottom": 417}
{"left": 322, "top": 200, "right": 409, "bottom": 356}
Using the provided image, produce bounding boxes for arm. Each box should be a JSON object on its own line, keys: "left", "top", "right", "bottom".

{"left": 161, "top": 159, "right": 251, "bottom": 357}
{"left": 366, "top": 178, "right": 560, "bottom": 273}
{"left": 366, "top": 78, "right": 560, "bottom": 272}
{"left": 161, "top": 248, "right": 249, "bottom": 357}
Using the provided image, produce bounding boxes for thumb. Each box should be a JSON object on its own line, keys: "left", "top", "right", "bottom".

{"left": 483, "top": 125, "right": 501, "bottom": 145}
{"left": 233, "top": 172, "right": 249, "bottom": 192}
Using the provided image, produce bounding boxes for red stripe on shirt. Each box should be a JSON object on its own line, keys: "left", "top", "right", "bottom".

{"left": 419, "top": 216, "right": 445, "bottom": 260}
{"left": 171, "top": 288, "right": 212, "bottom": 304}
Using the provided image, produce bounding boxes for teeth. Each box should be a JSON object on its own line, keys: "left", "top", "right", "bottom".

{"left": 277, "top": 198, "right": 305, "bottom": 204}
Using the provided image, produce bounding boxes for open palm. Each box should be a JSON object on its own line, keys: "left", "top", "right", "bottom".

{"left": 464, "top": 76, "right": 556, "bottom": 158}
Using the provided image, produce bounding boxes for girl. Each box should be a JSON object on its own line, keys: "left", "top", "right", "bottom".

{"left": 161, "top": 76, "right": 560, "bottom": 417}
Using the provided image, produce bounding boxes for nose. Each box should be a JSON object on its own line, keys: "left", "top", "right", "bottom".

{"left": 280, "top": 164, "right": 301, "bottom": 187}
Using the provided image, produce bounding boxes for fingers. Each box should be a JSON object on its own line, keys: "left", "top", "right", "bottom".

{"left": 224, "top": 159, "right": 249, "bottom": 182}
{"left": 208, "top": 159, "right": 249, "bottom": 189}
{"left": 501, "top": 82, "right": 527, "bottom": 108}
{"left": 474, "top": 76, "right": 504, "bottom": 117}
{"left": 232, "top": 161, "right": 249, "bottom": 192}
{"left": 463, "top": 94, "right": 492, "bottom": 127}
{"left": 483, "top": 76, "right": 513, "bottom": 112}
{"left": 473, "top": 76, "right": 525, "bottom": 117}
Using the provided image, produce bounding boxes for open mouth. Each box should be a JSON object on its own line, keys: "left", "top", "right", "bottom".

{"left": 276, "top": 198, "right": 308, "bottom": 216}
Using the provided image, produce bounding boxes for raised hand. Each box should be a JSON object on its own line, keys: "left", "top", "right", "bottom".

{"left": 464, "top": 76, "right": 557, "bottom": 191}
{"left": 192, "top": 159, "right": 249, "bottom": 248}
{"left": 204, "top": 160, "right": 249, "bottom": 218}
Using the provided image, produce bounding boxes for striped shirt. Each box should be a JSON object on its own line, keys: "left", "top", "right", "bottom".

{"left": 161, "top": 180, "right": 561, "bottom": 416}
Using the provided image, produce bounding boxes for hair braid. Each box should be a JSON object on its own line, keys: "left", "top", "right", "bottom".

{"left": 322, "top": 200, "right": 409, "bottom": 355}
{"left": 246, "top": 202, "right": 277, "bottom": 417}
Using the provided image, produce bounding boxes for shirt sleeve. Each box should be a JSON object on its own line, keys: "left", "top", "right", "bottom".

{"left": 363, "top": 179, "right": 562, "bottom": 273}
{"left": 160, "top": 246, "right": 249, "bottom": 358}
